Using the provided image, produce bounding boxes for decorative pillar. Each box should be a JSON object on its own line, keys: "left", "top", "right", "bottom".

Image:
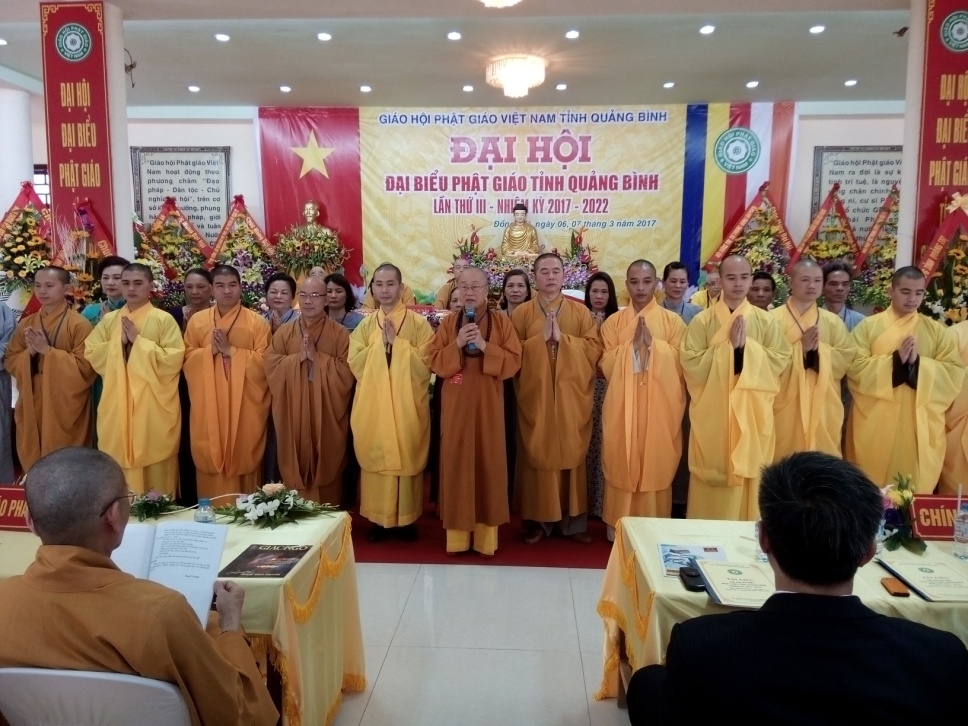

{"left": 104, "top": 2, "right": 133, "bottom": 259}
{"left": 0, "top": 89, "right": 34, "bottom": 207}
{"left": 896, "top": 0, "right": 927, "bottom": 268}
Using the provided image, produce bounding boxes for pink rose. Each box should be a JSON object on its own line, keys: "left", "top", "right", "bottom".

{"left": 262, "top": 482, "right": 287, "bottom": 496}
{"left": 146, "top": 491, "right": 162, "bottom": 502}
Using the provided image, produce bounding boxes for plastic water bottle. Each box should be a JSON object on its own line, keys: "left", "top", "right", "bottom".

{"left": 753, "top": 521, "right": 769, "bottom": 563}
{"left": 194, "top": 498, "right": 215, "bottom": 524}
{"left": 954, "top": 503, "right": 968, "bottom": 560}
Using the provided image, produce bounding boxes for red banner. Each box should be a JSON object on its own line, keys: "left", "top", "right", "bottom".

{"left": 72, "top": 198, "right": 113, "bottom": 260}
{"left": 914, "top": 0, "right": 968, "bottom": 261}
{"left": 855, "top": 184, "right": 899, "bottom": 270}
{"left": 258, "top": 107, "right": 363, "bottom": 285}
{"left": 0, "top": 486, "right": 29, "bottom": 532}
{"left": 40, "top": 2, "right": 115, "bottom": 258}
{"left": 911, "top": 495, "right": 960, "bottom": 541}
{"left": 705, "top": 182, "right": 795, "bottom": 270}
{"left": 916, "top": 201, "right": 968, "bottom": 278}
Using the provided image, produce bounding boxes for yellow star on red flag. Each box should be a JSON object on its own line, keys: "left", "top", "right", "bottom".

{"left": 291, "top": 130, "right": 335, "bottom": 179}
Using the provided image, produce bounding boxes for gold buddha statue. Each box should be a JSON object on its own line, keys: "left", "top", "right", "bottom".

{"left": 501, "top": 203, "right": 541, "bottom": 258}
{"left": 301, "top": 200, "right": 334, "bottom": 235}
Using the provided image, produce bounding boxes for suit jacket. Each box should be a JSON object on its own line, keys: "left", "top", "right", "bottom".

{"left": 630, "top": 592, "right": 968, "bottom": 726}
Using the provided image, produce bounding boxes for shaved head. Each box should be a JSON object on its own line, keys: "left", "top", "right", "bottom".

{"left": 626, "top": 259, "right": 657, "bottom": 278}
{"left": 461, "top": 266, "right": 487, "bottom": 284}
{"left": 792, "top": 258, "right": 822, "bottom": 274}
{"left": 892, "top": 266, "right": 925, "bottom": 287}
{"left": 35, "top": 266, "right": 70, "bottom": 285}
{"left": 720, "top": 255, "right": 752, "bottom": 275}
{"left": 300, "top": 276, "right": 326, "bottom": 293}
{"left": 374, "top": 262, "right": 403, "bottom": 283}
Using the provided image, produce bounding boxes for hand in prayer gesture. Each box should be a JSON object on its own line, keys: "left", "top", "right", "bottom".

{"left": 544, "top": 311, "right": 561, "bottom": 343}
{"left": 269, "top": 309, "right": 281, "bottom": 331}
{"left": 24, "top": 327, "right": 49, "bottom": 355}
{"left": 633, "top": 316, "right": 652, "bottom": 352}
{"left": 898, "top": 335, "right": 918, "bottom": 364}
{"left": 593, "top": 310, "right": 605, "bottom": 329}
{"left": 456, "top": 322, "right": 477, "bottom": 349}
{"left": 212, "top": 328, "right": 231, "bottom": 357}
{"left": 729, "top": 316, "right": 746, "bottom": 349}
{"left": 383, "top": 317, "right": 397, "bottom": 346}
{"left": 801, "top": 325, "right": 820, "bottom": 352}
{"left": 121, "top": 317, "right": 139, "bottom": 345}
{"left": 300, "top": 333, "right": 312, "bottom": 363}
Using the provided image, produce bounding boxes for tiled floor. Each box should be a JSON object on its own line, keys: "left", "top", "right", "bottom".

{"left": 334, "top": 563, "right": 630, "bottom": 726}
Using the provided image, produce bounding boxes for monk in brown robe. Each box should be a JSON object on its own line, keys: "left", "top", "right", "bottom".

{"left": 429, "top": 267, "right": 522, "bottom": 556}
{"left": 512, "top": 253, "right": 602, "bottom": 543}
{"left": 265, "top": 276, "right": 355, "bottom": 504}
{"left": 5, "top": 266, "right": 95, "bottom": 471}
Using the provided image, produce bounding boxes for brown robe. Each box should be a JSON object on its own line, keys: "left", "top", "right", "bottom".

{"left": 5, "top": 304, "right": 95, "bottom": 471}
{"left": 264, "top": 315, "right": 355, "bottom": 504}
{"left": 429, "top": 307, "right": 522, "bottom": 532}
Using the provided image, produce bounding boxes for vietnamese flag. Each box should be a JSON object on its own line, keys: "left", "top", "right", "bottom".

{"left": 258, "top": 107, "right": 364, "bottom": 285}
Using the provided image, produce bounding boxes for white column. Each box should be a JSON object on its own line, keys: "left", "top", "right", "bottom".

{"left": 104, "top": 3, "right": 134, "bottom": 259}
{"left": 897, "top": 0, "right": 927, "bottom": 268}
{"left": 0, "top": 89, "right": 34, "bottom": 208}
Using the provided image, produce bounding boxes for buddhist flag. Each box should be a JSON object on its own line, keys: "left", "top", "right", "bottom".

{"left": 258, "top": 107, "right": 364, "bottom": 284}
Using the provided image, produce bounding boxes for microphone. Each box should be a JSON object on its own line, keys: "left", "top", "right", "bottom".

{"left": 465, "top": 308, "right": 476, "bottom": 353}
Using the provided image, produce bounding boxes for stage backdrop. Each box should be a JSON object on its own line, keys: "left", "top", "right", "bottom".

{"left": 259, "top": 103, "right": 795, "bottom": 293}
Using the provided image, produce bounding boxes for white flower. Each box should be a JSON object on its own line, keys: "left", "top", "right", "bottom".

{"left": 236, "top": 496, "right": 248, "bottom": 509}
{"left": 267, "top": 499, "right": 281, "bottom": 513}
{"left": 255, "top": 502, "right": 269, "bottom": 516}
{"left": 244, "top": 509, "right": 260, "bottom": 522}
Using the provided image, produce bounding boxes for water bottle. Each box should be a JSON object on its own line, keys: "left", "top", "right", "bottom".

{"left": 753, "top": 521, "right": 769, "bottom": 563}
{"left": 194, "top": 498, "right": 215, "bottom": 524}
{"left": 465, "top": 309, "right": 477, "bottom": 353}
{"left": 875, "top": 517, "right": 887, "bottom": 556}
{"left": 954, "top": 503, "right": 968, "bottom": 560}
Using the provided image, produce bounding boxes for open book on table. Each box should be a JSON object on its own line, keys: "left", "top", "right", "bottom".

{"left": 112, "top": 521, "right": 227, "bottom": 625}
{"left": 877, "top": 557, "right": 968, "bottom": 602}
{"left": 695, "top": 560, "right": 775, "bottom": 609}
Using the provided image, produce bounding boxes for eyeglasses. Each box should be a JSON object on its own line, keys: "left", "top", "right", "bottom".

{"left": 458, "top": 284, "right": 487, "bottom": 293}
{"left": 100, "top": 490, "right": 136, "bottom": 517}
{"left": 297, "top": 292, "right": 325, "bottom": 300}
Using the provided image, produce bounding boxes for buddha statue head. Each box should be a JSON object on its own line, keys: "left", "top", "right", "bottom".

{"left": 513, "top": 203, "right": 528, "bottom": 226}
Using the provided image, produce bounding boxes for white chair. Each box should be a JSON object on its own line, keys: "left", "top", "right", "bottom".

{"left": 0, "top": 667, "right": 191, "bottom": 726}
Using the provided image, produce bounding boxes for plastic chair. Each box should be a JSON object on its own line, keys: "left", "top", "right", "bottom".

{"left": 0, "top": 667, "right": 191, "bottom": 726}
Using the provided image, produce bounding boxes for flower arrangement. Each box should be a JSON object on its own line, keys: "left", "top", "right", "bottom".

{"left": 215, "top": 217, "right": 279, "bottom": 310}
{"left": 921, "top": 232, "right": 968, "bottom": 325}
{"left": 0, "top": 205, "right": 51, "bottom": 290}
{"left": 801, "top": 219, "right": 855, "bottom": 266}
{"left": 275, "top": 224, "right": 348, "bottom": 278}
{"left": 853, "top": 193, "right": 899, "bottom": 311}
{"left": 881, "top": 473, "right": 926, "bottom": 554}
{"left": 130, "top": 490, "right": 180, "bottom": 521}
{"left": 732, "top": 205, "right": 792, "bottom": 304}
{"left": 214, "top": 482, "right": 336, "bottom": 529}
{"left": 135, "top": 208, "right": 207, "bottom": 308}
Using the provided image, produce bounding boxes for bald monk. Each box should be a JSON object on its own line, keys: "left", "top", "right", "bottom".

{"left": 512, "top": 253, "right": 601, "bottom": 543}
{"left": 183, "top": 265, "right": 271, "bottom": 499}
{"left": 600, "top": 260, "right": 687, "bottom": 532}
{"left": 5, "top": 266, "right": 96, "bottom": 471}
{"left": 429, "top": 267, "right": 522, "bottom": 556}
{"left": 846, "top": 267, "right": 965, "bottom": 492}
{"left": 363, "top": 279, "right": 416, "bottom": 309}
{"left": 688, "top": 269, "right": 722, "bottom": 309}
{"left": 941, "top": 320, "right": 968, "bottom": 495}
{"left": 771, "top": 259, "right": 854, "bottom": 459}
{"left": 85, "top": 263, "right": 185, "bottom": 494}
{"left": 265, "top": 277, "right": 355, "bottom": 504}
{"left": 350, "top": 263, "right": 434, "bottom": 541}
{"left": 433, "top": 257, "right": 472, "bottom": 310}
{"left": 681, "top": 255, "right": 791, "bottom": 520}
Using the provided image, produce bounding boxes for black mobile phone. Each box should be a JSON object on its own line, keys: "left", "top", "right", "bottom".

{"left": 679, "top": 565, "right": 706, "bottom": 592}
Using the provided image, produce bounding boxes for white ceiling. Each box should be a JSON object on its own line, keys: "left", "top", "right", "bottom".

{"left": 0, "top": 0, "right": 912, "bottom": 108}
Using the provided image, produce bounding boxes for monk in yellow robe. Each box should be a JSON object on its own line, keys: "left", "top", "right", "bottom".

{"left": 432, "top": 257, "right": 471, "bottom": 309}
{"left": 85, "top": 263, "right": 185, "bottom": 494}
{"left": 601, "top": 260, "right": 686, "bottom": 530}
{"left": 682, "top": 255, "right": 791, "bottom": 521}
{"left": 512, "top": 253, "right": 601, "bottom": 543}
{"left": 6, "top": 266, "right": 95, "bottom": 471}
{"left": 363, "top": 281, "right": 416, "bottom": 309}
{"left": 429, "top": 267, "right": 522, "bottom": 556}
{"left": 350, "top": 263, "right": 433, "bottom": 541}
{"left": 688, "top": 269, "right": 722, "bottom": 309}
{"left": 846, "top": 267, "right": 965, "bottom": 492}
{"left": 941, "top": 320, "right": 968, "bottom": 495}
{"left": 771, "top": 259, "right": 854, "bottom": 459}
{"left": 183, "top": 265, "right": 271, "bottom": 499}
{"left": 265, "top": 276, "right": 355, "bottom": 504}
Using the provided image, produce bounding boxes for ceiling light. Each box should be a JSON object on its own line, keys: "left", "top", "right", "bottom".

{"left": 187, "top": 85, "right": 200, "bottom": 93}
{"left": 0, "top": 39, "right": 9, "bottom": 46}
{"left": 317, "top": 32, "right": 332, "bottom": 41}
{"left": 663, "top": 81, "right": 675, "bottom": 89}
{"left": 214, "top": 33, "right": 230, "bottom": 42}
{"left": 810, "top": 25, "right": 825, "bottom": 34}
{"left": 565, "top": 30, "right": 580, "bottom": 39}
{"left": 746, "top": 80, "right": 759, "bottom": 88}
{"left": 280, "top": 85, "right": 292, "bottom": 93}
{"left": 844, "top": 79, "right": 858, "bottom": 87}
{"left": 556, "top": 83, "right": 567, "bottom": 91}
{"left": 463, "top": 85, "right": 474, "bottom": 92}
{"left": 448, "top": 31, "right": 462, "bottom": 40}
{"left": 700, "top": 25, "right": 715, "bottom": 35}
{"left": 480, "top": 0, "right": 523, "bottom": 7}
{"left": 485, "top": 54, "right": 546, "bottom": 98}
{"left": 360, "top": 85, "right": 372, "bottom": 93}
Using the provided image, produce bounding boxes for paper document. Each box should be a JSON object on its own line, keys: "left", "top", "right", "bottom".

{"left": 696, "top": 560, "right": 774, "bottom": 609}
{"left": 658, "top": 543, "right": 728, "bottom": 577}
{"left": 877, "top": 558, "right": 968, "bottom": 602}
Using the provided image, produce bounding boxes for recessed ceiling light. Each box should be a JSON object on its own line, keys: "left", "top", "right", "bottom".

{"left": 844, "top": 79, "right": 858, "bottom": 87}
{"left": 810, "top": 25, "right": 825, "bottom": 34}
{"left": 448, "top": 31, "right": 462, "bottom": 40}
{"left": 317, "top": 32, "right": 332, "bottom": 41}
{"left": 187, "top": 85, "right": 200, "bottom": 93}
{"left": 463, "top": 85, "right": 474, "bottom": 92}
{"left": 700, "top": 25, "right": 715, "bottom": 35}
{"left": 214, "top": 33, "right": 230, "bottom": 42}
{"left": 360, "top": 85, "right": 372, "bottom": 93}
{"left": 663, "top": 81, "right": 675, "bottom": 89}
{"left": 0, "top": 39, "right": 8, "bottom": 46}
{"left": 556, "top": 83, "right": 567, "bottom": 91}
{"left": 746, "top": 80, "right": 759, "bottom": 88}
{"left": 280, "top": 85, "right": 292, "bottom": 93}
{"left": 565, "top": 30, "right": 580, "bottom": 39}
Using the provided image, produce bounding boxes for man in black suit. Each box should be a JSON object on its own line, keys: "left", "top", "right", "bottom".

{"left": 627, "top": 451, "right": 968, "bottom": 725}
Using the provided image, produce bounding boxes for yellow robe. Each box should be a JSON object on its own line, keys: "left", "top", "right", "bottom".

{"left": 600, "top": 301, "right": 686, "bottom": 524}
{"left": 846, "top": 309, "right": 965, "bottom": 492}
{"left": 681, "top": 299, "right": 791, "bottom": 520}
{"left": 433, "top": 279, "right": 456, "bottom": 310}
{"left": 771, "top": 303, "right": 854, "bottom": 459}
{"left": 349, "top": 303, "right": 433, "bottom": 527}
{"left": 941, "top": 321, "right": 968, "bottom": 495}
{"left": 5, "top": 305, "right": 95, "bottom": 471}
{"left": 688, "top": 289, "right": 721, "bottom": 310}
{"left": 363, "top": 284, "right": 417, "bottom": 310}
{"left": 183, "top": 305, "right": 272, "bottom": 499}
{"left": 85, "top": 304, "right": 185, "bottom": 494}
{"left": 511, "top": 296, "right": 602, "bottom": 522}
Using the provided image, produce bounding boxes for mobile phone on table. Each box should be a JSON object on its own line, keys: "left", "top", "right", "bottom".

{"left": 881, "top": 577, "right": 910, "bottom": 597}
{"left": 679, "top": 566, "right": 706, "bottom": 592}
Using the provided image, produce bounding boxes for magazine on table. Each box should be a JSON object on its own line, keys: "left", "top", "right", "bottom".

{"left": 658, "top": 543, "right": 728, "bottom": 577}
{"left": 219, "top": 544, "right": 313, "bottom": 578}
